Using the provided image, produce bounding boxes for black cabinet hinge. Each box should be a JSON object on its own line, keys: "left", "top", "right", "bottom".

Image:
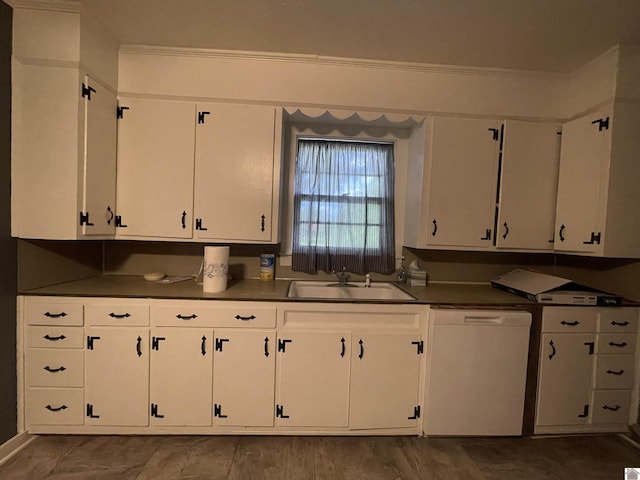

{"left": 591, "top": 117, "right": 610, "bottom": 131}
{"left": 151, "top": 403, "right": 164, "bottom": 418}
{"left": 195, "top": 218, "right": 208, "bottom": 231}
{"left": 408, "top": 405, "right": 421, "bottom": 420}
{"left": 214, "top": 403, "right": 228, "bottom": 418}
{"left": 151, "top": 337, "right": 165, "bottom": 350}
{"left": 488, "top": 128, "right": 500, "bottom": 141}
{"left": 198, "top": 111, "right": 210, "bottom": 124}
{"left": 276, "top": 404, "right": 289, "bottom": 418}
{"left": 79, "top": 211, "right": 94, "bottom": 227}
{"left": 115, "top": 215, "right": 128, "bottom": 228}
{"left": 215, "top": 338, "right": 229, "bottom": 352}
{"left": 578, "top": 404, "right": 589, "bottom": 418}
{"left": 81, "top": 83, "right": 96, "bottom": 100}
{"left": 278, "top": 339, "right": 292, "bottom": 353}
{"left": 117, "top": 106, "right": 129, "bottom": 119}
{"left": 412, "top": 341, "right": 424, "bottom": 355}
{"left": 86, "top": 403, "right": 100, "bottom": 418}
{"left": 583, "top": 231, "right": 601, "bottom": 245}
{"left": 87, "top": 336, "right": 101, "bottom": 350}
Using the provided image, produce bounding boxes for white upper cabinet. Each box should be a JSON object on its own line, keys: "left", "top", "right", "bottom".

{"left": 194, "top": 104, "right": 280, "bottom": 242}
{"left": 115, "top": 98, "right": 196, "bottom": 239}
{"left": 406, "top": 116, "right": 501, "bottom": 249}
{"left": 554, "top": 103, "right": 640, "bottom": 257}
{"left": 496, "top": 120, "right": 561, "bottom": 250}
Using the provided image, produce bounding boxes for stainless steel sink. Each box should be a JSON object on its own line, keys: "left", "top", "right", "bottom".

{"left": 287, "top": 281, "right": 415, "bottom": 301}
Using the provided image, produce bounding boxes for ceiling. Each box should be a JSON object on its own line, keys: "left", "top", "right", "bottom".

{"left": 82, "top": 0, "right": 640, "bottom": 73}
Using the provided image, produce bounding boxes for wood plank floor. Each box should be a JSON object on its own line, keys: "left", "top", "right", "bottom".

{"left": 0, "top": 434, "right": 638, "bottom": 479}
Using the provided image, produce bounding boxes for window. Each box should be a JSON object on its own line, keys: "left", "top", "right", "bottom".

{"left": 291, "top": 139, "right": 395, "bottom": 274}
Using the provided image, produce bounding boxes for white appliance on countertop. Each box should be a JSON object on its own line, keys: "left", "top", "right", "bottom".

{"left": 424, "top": 309, "right": 532, "bottom": 436}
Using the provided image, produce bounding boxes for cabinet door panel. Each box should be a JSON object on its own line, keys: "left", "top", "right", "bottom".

{"left": 554, "top": 110, "right": 610, "bottom": 253}
{"left": 425, "top": 117, "right": 501, "bottom": 248}
{"left": 349, "top": 332, "right": 421, "bottom": 430}
{"left": 150, "top": 328, "right": 213, "bottom": 426}
{"left": 276, "top": 331, "right": 350, "bottom": 427}
{"left": 116, "top": 98, "right": 195, "bottom": 238}
{"left": 213, "top": 329, "right": 275, "bottom": 427}
{"left": 82, "top": 75, "right": 117, "bottom": 236}
{"left": 536, "top": 333, "right": 595, "bottom": 426}
{"left": 195, "top": 104, "right": 275, "bottom": 242}
{"left": 85, "top": 327, "right": 149, "bottom": 426}
{"left": 497, "top": 121, "right": 560, "bottom": 250}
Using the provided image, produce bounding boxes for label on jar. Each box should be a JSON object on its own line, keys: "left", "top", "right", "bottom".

{"left": 260, "top": 254, "right": 275, "bottom": 280}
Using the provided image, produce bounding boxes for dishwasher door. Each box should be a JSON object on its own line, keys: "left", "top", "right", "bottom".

{"left": 424, "top": 309, "right": 531, "bottom": 436}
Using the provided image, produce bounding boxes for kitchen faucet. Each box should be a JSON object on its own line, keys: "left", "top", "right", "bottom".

{"left": 333, "top": 267, "right": 349, "bottom": 286}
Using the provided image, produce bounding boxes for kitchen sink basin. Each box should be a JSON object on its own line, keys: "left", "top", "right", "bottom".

{"left": 287, "top": 281, "right": 416, "bottom": 301}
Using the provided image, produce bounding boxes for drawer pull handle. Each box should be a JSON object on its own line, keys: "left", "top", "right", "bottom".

{"left": 358, "top": 339, "right": 364, "bottom": 359}
{"left": 606, "top": 369, "right": 625, "bottom": 376}
{"left": 609, "top": 341, "right": 628, "bottom": 348}
{"left": 137, "top": 336, "right": 143, "bottom": 357}
{"left": 44, "top": 334, "right": 66, "bottom": 341}
{"left": 611, "top": 321, "right": 630, "bottom": 327}
{"left": 45, "top": 404, "right": 67, "bottom": 412}
{"left": 201, "top": 336, "right": 207, "bottom": 356}
{"left": 548, "top": 340, "right": 556, "bottom": 360}
{"left": 235, "top": 315, "right": 256, "bottom": 321}
{"left": 44, "top": 366, "right": 66, "bottom": 373}
{"left": 176, "top": 314, "right": 197, "bottom": 320}
{"left": 108, "top": 312, "right": 131, "bottom": 319}
{"left": 264, "top": 337, "right": 270, "bottom": 357}
{"left": 603, "top": 404, "right": 621, "bottom": 411}
{"left": 340, "top": 337, "right": 346, "bottom": 358}
{"left": 44, "top": 312, "right": 67, "bottom": 318}
{"left": 560, "top": 320, "right": 579, "bottom": 326}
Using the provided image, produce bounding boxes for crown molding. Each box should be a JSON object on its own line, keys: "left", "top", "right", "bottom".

{"left": 4, "top": 0, "right": 80, "bottom": 13}
{"left": 120, "top": 44, "right": 568, "bottom": 80}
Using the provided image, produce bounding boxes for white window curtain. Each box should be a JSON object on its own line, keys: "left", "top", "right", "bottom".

{"left": 292, "top": 139, "right": 395, "bottom": 274}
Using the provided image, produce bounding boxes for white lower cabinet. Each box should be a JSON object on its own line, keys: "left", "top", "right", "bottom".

{"left": 150, "top": 328, "right": 213, "bottom": 426}
{"left": 213, "top": 329, "right": 276, "bottom": 427}
{"left": 349, "top": 333, "right": 422, "bottom": 430}
{"left": 535, "top": 306, "right": 639, "bottom": 434}
{"left": 85, "top": 327, "right": 150, "bottom": 426}
{"left": 276, "top": 331, "right": 351, "bottom": 427}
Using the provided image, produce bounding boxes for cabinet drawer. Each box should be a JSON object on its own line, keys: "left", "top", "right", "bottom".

{"left": 26, "top": 349, "right": 84, "bottom": 387}
{"left": 153, "top": 303, "right": 276, "bottom": 328}
{"left": 591, "top": 390, "right": 632, "bottom": 424}
{"left": 594, "top": 355, "right": 635, "bottom": 389}
{"left": 26, "top": 388, "right": 84, "bottom": 426}
{"left": 596, "top": 333, "right": 637, "bottom": 354}
{"left": 542, "top": 307, "right": 596, "bottom": 333}
{"left": 25, "top": 302, "right": 83, "bottom": 326}
{"left": 86, "top": 303, "right": 150, "bottom": 326}
{"left": 26, "top": 326, "right": 84, "bottom": 349}
{"left": 597, "top": 308, "right": 638, "bottom": 333}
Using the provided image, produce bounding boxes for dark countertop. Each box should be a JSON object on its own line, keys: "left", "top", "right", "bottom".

{"left": 20, "top": 275, "right": 534, "bottom": 307}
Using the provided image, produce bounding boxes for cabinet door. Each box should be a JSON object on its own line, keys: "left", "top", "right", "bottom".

{"left": 425, "top": 117, "right": 501, "bottom": 248}
{"left": 150, "top": 328, "right": 213, "bottom": 426}
{"left": 116, "top": 98, "right": 195, "bottom": 238}
{"left": 213, "top": 329, "right": 275, "bottom": 427}
{"left": 349, "top": 332, "right": 422, "bottom": 430}
{"left": 496, "top": 121, "right": 560, "bottom": 250}
{"left": 194, "top": 103, "right": 276, "bottom": 242}
{"left": 276, "top": 331, "right": 350, "bottom": 427}
{"left": 81, "top": 75, "right": 117, "bottom": 236}
{"left": 85, "top": 327, "right": 149, "bottom": 426}
{"left": 536, "top": 333, "right": 595, "bottom": 426}
{"left": 554, "top": 110, "right": 610, "bottom": 253}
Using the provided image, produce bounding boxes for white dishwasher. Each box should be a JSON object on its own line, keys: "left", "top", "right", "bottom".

{"left": 424, "top": 309, "right": 531, "bottom": 436}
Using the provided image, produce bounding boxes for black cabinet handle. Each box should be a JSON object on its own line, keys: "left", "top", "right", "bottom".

{"left": 559, "top": 224, "right": 566, "bottom": 242}
{"left": 358, "top": 339, "right": 364, "bottom": 359}
{"left": 606, "top": 369, "right": 625, "bottom": 376}
{"left": 44, "top": 311, "right": 67, "bottom": 318}
{"left": 611, "top": 321, "right": 630, "bottom": 327}
{"left": 176, "top": 314, "right": 197, "bottom": 320}
{"left": 609, "top": 341, "right": 628, "bottom": 348}
{"left": 46, "top": 404, "right": 68, "bottom": 412}
{"left": 502, "top": 222, "right": 509, "bottom": 240}
{"left": 603, "top": 404, "right": 621, "bottom": 411}
{"left": 109, "top": 312, "right": 131, "bottom": 319}
{"left": 264, "top": 337, "right": 270, "bottom": 357}
{"left": 201, "top": 336, "right": 207, "bottom": 356}
{"left": 235, "top": 315, "right": 256, "bottom": 321}
{"left": 107, "top": 206, "right": 114, "bottom": 225}
{"left": 44, "top": 366, "right": 66, "bottom": 373}
{"left": 561, "top": 320, "right": 580, "bottom": 326}
{"left": 548, "top": 340, "right": 556, "bottom": 360}
{"left": 260, "top": 215, "right": 266, "bottom": 232}
{"left": 136, "top": 336, "right": 143, "bottom": 357}
{"left": 432, "top": 219, "right": 437, "bottom": 236}
{"left": 340, "top": 337, "right": 346, "bottom": 358}
{"left": 44, "top": 334, "right": 66, "bottom": 341}
{"left": 181, "top": 211, "right": 187, "bottom": 229}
